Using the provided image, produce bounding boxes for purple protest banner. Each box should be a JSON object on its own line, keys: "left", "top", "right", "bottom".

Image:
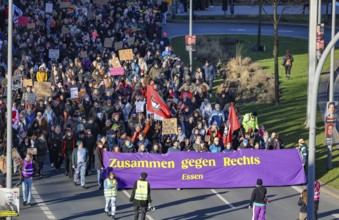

{"left": 103, "top": 149, "right": 306, "bottom": 189}
{"left": 110, "top": 67, "right": 124, "bottom": 76}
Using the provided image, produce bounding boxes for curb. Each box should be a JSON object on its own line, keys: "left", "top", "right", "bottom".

{"left": 167, "top": 18, "right": 338, "bottom": 30}
{"left": 319, "top": 181, "right": 339, "bottom": 200}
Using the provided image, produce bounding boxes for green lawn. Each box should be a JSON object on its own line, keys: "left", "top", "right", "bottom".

{"left": 171, "top": 35, "right": 339, "bottom": 189}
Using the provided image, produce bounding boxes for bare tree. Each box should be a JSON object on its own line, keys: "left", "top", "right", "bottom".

{"left": 262, "top": 0, "right": 300, "bottom": 104}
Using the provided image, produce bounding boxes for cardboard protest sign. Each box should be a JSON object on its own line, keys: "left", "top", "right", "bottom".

{"left": 49, "top": 49, "right": 60, "bottom": 59}
{"left": 118, "top": 49, "right": 134, "bottom": 61}
{"left": 34, "top": 82, "right": 52, "bottom": 98}
{"left": 23, "top": 79, "right": 33, "bottom": 87}
{"left": 162, "top": 118, "right": 178, "bottom": 135}
{"left": 59, "top": 1, "right": 71, "bottom": 8}
{"left": 27, "top": 148, "right": 37, "bottom": 156}
{"left": 104, "top": 38, "right": 113, "bottom": 48}
{"left": 27, "top": 23, "right": 35, "bottom": 29}
{"left": 114, "top": 41, "right": 123, "bottom": 50}
{"left": 70, "top": 87, "right": 78, "bottom": 99}
{"left": 45, "top": 3, "right": 53, "bottom": 13}
{"left": 110, "top": 67, "right": 124, "bottom": 76}
{"left": 111, "top": 57, "right": 121, "bottom": 67}
{"left": 78, "top": 89, "right": 86, "bottom": 99}
{"left": 12, "top": 75, "right": 22, "bottom": 90}
{"left": 12, "top": 148, "right": 22, "bottom": 173}
{"left": 0, "top": 155, "right": 6, "bottom": 174}
{"left": 80, "top": 51, "right": 88, "bottom": 58}
{"left": 61, "top": 27, "right": 70, "bottom": 34}
{"left": 18, "top": 16, "right": 29, "bottom": 26}
{"left": 0, "top": 188, "right": 20, "bottom": 217}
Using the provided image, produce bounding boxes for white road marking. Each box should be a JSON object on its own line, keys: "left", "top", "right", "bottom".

{"left": 291, "top": 186, "right": 303, "bottom": 193}
{"left": 122, "top": 190, "right": 155, "bottom": 220}
{"left": 211, "top": 189, "right": 235, "bottom": 209}
{"left": 30, "top": 185, "right": 57, "bottom": 220}
{"left": 291, "top": 186, "right": 339, "bottom": 219}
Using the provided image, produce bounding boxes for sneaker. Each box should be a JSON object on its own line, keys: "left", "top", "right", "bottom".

{"left": 82, "top": 186, "right": 87, "bottom": 189}
{"left": 74, "top": 182, "right": 78, "bottom": 186}
{"left": 177, "top": 188, "right": 181, "bottom": 190}
{"left": 105, "top": 211, "right": 110, "bottom": 216}
{"left": 23, "top": 201, "right": 27, "bottom": 206}
{"left": 51, "top": 163, "right": 54, "bottom": 167}
{"left": 26, "top": 203, "right": 31, "bottom": 206}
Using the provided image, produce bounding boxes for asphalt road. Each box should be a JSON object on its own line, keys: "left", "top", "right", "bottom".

{"left": 163, "top": 22, "right": 336, "bottom": 43}
{"left": 12, "top": 22, "right": 339, "bottom": 220}
{"left": 13, "top": 163, "right": 339, "bottom": 220}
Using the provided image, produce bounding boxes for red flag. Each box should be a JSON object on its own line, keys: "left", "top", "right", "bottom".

{"left": 224, "top": 104, "right": 240, "bottom": 145}
{"left": 146, "top": 85, "right": 171, "bottom": 120}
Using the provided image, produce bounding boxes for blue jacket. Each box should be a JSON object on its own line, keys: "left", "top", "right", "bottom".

{"left": 209, "top": 144, "right": 221, "bottom": 153}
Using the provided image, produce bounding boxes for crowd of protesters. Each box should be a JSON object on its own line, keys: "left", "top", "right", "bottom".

{"left": 0, "top": 0, "right": 309, "bottom": 188}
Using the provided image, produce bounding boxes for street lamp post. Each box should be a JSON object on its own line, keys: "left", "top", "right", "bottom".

{"left": 327, "top": 0, "right": 336, "bottom": 170}
{"left": 6, "top": 0, "right": 13, "bottom": 219}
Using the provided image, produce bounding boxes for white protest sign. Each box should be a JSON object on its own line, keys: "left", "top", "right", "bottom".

{"left": 135, "top": 101, "right": 145, "bottom": 113}
{"left": 70, "top": 87, "right": 78, "bottom": 99}
{"left": 45, "top": 3, "right": 53, "bottom": 13}
{"left": 48, "top": 49, "right": 60, "bottom": 59}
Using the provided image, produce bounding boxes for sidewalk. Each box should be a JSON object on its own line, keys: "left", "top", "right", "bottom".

{"left": 174, "top": 4, "right": 336, "bottom": 16}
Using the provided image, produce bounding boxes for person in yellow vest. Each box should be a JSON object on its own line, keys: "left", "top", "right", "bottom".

{"left": 242, "top": 112, "right": 259, "bottom": 133}
{"left": 129, "top": 172, "right": 152, "bottom": 220}
{"left": 104, "top": 171, "right": 118, "bottom": 219}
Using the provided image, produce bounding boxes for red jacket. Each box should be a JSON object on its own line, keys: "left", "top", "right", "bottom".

{"left": 62, "top": 136, "right": 76, "bottom": 156}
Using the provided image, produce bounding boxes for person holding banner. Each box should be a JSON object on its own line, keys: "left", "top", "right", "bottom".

{"left": 130, "top": 172, "right": 152, "bottom": 220}
{"left": 249, "top": 179, "right": 268, "bottom": 220}
{"left": 104, "top": 171, "right": 118, "bottom": 219}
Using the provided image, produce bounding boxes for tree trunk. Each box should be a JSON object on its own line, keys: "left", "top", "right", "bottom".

{"left": 273, "top": 3, "right": 280, "bottom": 104}
{"left": 257, "top": 0, "right": 263, "bottom": 47}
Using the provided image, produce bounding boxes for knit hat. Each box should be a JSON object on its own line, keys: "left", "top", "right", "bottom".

{"left": 76, "top": 140, "right": 83, "bottom": 146}
{"left": 256, "top": 178, "right": 263, "bottom": 186}
{"left": 140, "top": 172, "right": 148, "bottom": 180}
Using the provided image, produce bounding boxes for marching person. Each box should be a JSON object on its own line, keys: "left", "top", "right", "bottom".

{"left": 314, "top": 179, "right": 321, "bottom": 220}
{"left": 104, "top": 171, "right": 118, "bottom": 219}
{"left": 72, "top": 140, "right": 88, "bottom": 189}
{"left": 94, "top": 141, "right": 105, "bottom": 190}
{"left": 298, "top": 189, "right": 307, "bottom": 220}
{"left": 249, "top": 178, "right": 268, "bottom": 220}
{"left": 130, "top": 172, "right": 152, "bottom": 220}
{"left": 20, "top": 153, "right": 38, "bottom": 206}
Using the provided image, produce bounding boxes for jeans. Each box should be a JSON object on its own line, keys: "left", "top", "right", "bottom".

{"left": 105, "top": 196, "right": 116, "bottom": 216}
{"left": 74, "top": 162, "right": 87, "bottom": 186}
{"left": 134, "top": 206, "right": 146, "bottom": 220}
{"left": 97, "top": 169, "right": 103, "bottom": 188}
{"left": 22, "top": 178, "right": 32, "bottom": 203}
{"left": 64, "top": 155, "right": 73, "bottom": 176}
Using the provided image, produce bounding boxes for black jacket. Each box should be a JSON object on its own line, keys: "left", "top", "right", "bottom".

{"left": 130, "top": 179, "right": 152, "bottom": 207}
{"left": 298, "top": 197, "right": 307, "bottom": 213}
{"left": 94, "top": 147, "right": 104, "bottom": 170}
{"left": 250, "top": 186, "right": 267, "bottom": 207}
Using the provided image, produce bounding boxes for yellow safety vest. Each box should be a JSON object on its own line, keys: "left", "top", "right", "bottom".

{"left": 135, "top": 180, "right": 148, "bottom": 201}
{"left": 104, "top": 178, "right": 117, "bottom": 197}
